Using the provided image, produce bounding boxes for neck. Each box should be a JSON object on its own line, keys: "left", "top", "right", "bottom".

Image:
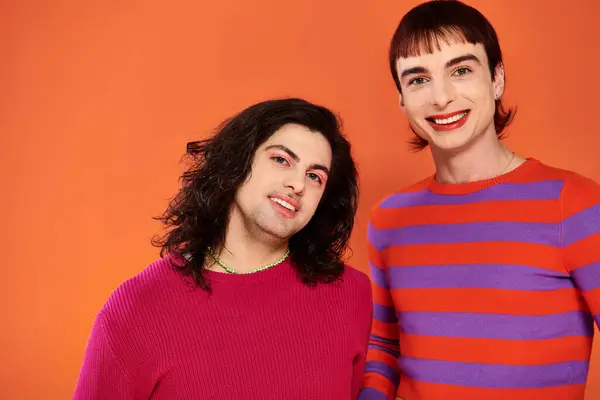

{"left": 430, "top": 128, "right": 521, "bottom": 184}
{"left": 209, "top": 215, "right": 289, "bottom": 274}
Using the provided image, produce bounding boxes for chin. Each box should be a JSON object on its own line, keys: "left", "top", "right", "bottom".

{"left": 257, "top": 222, "right": 298, "bottom": 241}
{"left": 431, "top": 135, "right": 473, "bottom": 151}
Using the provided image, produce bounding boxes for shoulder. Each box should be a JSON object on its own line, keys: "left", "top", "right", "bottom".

{"left": 99, "top": 255, "right": 189, "bottom": 325}
{"left": 528, "top": 159, "right": 600, "bottom": 217}
{"left": 533, "top": 159, "right": 600, "bottom": 201}
{"left": 336, "top": 264, "right": 372, "bottom": 303}
{"left": 341, "top": 264, "right": 371, "bottom": 287}
{"left": 340, "top": 265, "right": 373, "bottom": 323}
{"left": 369, "top": 176, "right": 433, "bottom": 219}
{"left": 528, "top": 159, "right": 600, "bottom": 194}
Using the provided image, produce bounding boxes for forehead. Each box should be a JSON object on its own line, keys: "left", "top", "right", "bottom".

{"left": 261, "top": 123, "right": 332, "bottom": 166}
{"left": 396, "top": 40, "right": 487, "bottom": 71}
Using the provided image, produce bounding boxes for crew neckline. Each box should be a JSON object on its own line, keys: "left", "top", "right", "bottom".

{"left": 428, "top": 157, "right": 541, "bottom": 195}
{"left": 168, "top": 253, "right": 294, "bottom": 286}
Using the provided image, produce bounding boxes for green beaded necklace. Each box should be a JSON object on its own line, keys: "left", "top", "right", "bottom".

{"left": 207, "top": 247, "right": 290, "bottom": 274}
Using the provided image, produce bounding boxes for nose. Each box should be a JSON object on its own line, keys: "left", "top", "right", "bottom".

{"left": 430, "top": 78, "right": 454, "bottom": 109}
{"left": 283, "top": 170, "right": 305, "bottom": 196}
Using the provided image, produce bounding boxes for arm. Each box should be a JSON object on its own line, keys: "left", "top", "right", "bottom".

{"left": 358, "top": 220, "right": 401, "bottom": 400}
{"left": 561, "top": 174, "right": 600, "bottom": 329}
{"left": 351, "top": 272, "right": 374, "bottom": 400}
{"left": 72, "top": 312, "right": 137, "bottom": 399}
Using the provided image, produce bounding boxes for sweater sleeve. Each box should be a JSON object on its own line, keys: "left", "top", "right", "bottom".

{"left": 72, "top": 312, "right": 137, "bottom": 399}
{"left": 358, "top": 216, "right": 401, "bottom": 400}
{"left": 561, "top": 174, "right": 600, "bottom": 329}
{"left": 351, "top": 271, "right": 375, "bottom": 400}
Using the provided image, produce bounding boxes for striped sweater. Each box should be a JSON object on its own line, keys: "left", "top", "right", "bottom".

{"left": 358, "top": 158, "right": 600, "bottom": 400}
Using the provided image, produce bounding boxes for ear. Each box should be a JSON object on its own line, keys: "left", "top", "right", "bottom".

{"left": 493, "top": 62, "right": 505, "bottom": 100}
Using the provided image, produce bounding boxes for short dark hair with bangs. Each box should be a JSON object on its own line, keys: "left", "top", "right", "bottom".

{"left": 389, "top": 0, "right": 515, "bottom": 150}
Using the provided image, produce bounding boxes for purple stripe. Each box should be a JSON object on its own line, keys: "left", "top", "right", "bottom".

{"left": 595, "top": 315, "right": 600, "bottom": 328}
{"left": 398, "top": 357, "right": 588, "bottom": 388}
{"left": 364, "top": 361, "right": 400, "bottom": 385}
{"left": 368, "top": 343, "right": 400, "bottom": 357}
{"left": 380, "top": 180, "right": 564, "bottom": 208}
{"left": 562, "top": 204, "right": 600, "bottom": 247}
{"left": 398, "top": 311, "right": 594, "bottom": 340}
{"left": 571, "top": 261, "right": 600, "bottom": 291}
{"left": 374, "top": 303, "right": 397, "bottom": 323}
{"left": 369, "top": 262, "right": 388, "bottom": 289}
{"left": 370, "top": 334, "right": 400, "bottom": 347}
{"left": 369, "top": 221, "right": 559, "bottom": 251}
{"left": 357, "top": 387, "right": 390, "bottom": 400}
{"left": 387, "top": 264, "right": 574, "bottom": 290}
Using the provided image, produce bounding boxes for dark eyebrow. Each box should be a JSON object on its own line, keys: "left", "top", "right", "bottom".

{"left": 264, "top": 144, "right": 330, "bottom": 175}
{"left": 445, "top": 54, "right": 481, "bottom": 69}
{"left": 399, "top": 53, "right": 482, "bottom": 79}
{"left": 400, "top": 66, "right": 428, "bottom": 78}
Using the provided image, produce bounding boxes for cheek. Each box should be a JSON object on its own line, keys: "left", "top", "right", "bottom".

{"left": 403, "top": 92, "right": 429, "bottom": 118}
{"left": 301, "top": 188, "right": 326, "bottom": 214}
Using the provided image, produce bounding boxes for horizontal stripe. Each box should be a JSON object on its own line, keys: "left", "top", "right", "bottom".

{"left": 370, "top": 334, "right": 400, "bottom": 347}
{"left": 563, "top": 234, "right": 599, "bottom": 269}
{"left": 398, "top": 310, "right": 594, "bottom": 339}
{"left": 368, "top": 343, "right": 400, "bottom": 358}
{"left": 370, "top": 221, "right": 559, "bottom": 250}
{"left": 369, "top": 262, "right": 388, "bottom": 289}
{"left": 357, "top": 387, "right": 389, "bottom": 400}
{"left": 389, "top": 287, "right": 588, "bottom": 315}
{"left": 562, "top": 203, "right": 600, "bottom": 246}
{"left": 397, "top": 333, "right": 593, "bottom": 365}
{"left": 379, "top": 180, "right": 563, "bottom": 208}
{"left": 374, "top": 303, "right": 397, "bottom": 323}
{"left": 595, "top": 315, "right": 600, "bottom": 327}
{"left": 383, "top": 242, "right": 563, "bottom": 272}
{"left": 372, "top": 200, "right": 560, "bottom": 229}
{"left": 372, "top": 284, "right": 394, "bottom": 307}
{"left": 580, "top": 287, "right": 600, "bottom": 319}
{"left": 364, "top": 361, "right": 400, "bottom": 386}
{"left": 372, "top": 319, "right": 399, "bottom": 339}
{"left": 571, "top": 260, "right": 600, "bottom": 291}
{"left": 361, "top": 374, "right": 398, "bottom": 400}
{"left": 367, "top": 242, "right": 386, "bottom": 269}
{"left": 398, "top": 357, "right": 588, "bottom": 388}
{"left": 398, "top": 374, "right": 586, "bottom": 400}
{"left": 366, "top": 346, "right": 400, "bottom": 366}
{"left": 387, "top": 264, "right": 573, "bottom": 290}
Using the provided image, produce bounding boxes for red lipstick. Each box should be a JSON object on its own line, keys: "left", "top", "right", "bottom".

{"left": 426, "top": 110, "right": 470, "bottom": 132}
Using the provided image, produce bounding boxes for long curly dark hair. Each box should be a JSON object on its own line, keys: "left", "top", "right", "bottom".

{"left": 152, "top": 98, "right": 359, "bottom": 291}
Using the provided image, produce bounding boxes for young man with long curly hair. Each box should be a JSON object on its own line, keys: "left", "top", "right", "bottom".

{"left": 73, "top": 98, "right": 372, "bottom": 399}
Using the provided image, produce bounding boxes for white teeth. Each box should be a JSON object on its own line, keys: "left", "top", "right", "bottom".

{"left": 433, "top": 112, "right": 467, "bottom": 125}
{"left": 271, "top": 197, "right": 296, "bottom": 212}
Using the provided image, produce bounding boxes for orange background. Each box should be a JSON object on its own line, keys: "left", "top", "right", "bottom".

{"left": 2, "top": 0, "right": 599, "bottom": 398}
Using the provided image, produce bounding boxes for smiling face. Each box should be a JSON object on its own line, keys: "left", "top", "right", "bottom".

{"left": 396, "top": 41, "right": 504, "bottom": 152}
{"left": 230, "top": 123, "right": 332, "bottom": 241}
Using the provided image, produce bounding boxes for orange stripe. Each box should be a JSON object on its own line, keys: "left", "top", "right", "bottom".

{"left": 389, "top": 287, "right": 588, "bottom": 315}
{"left": 397, "top": 376, "right": 585, "bottom": 400}
{"left": 383, "top": 242, "right": 563, "bottom": 272}
{"left": 560, "top": 175, "right": 600, "bottom": 218}
{"left": 372, "top": 285, "right": 394, "bottom": 307}
{"left": 371, "top": 199, "right": 559, "bottom": 229}
{"left": 564, "top": 233, "right": 600, "bottom": 270}
{"left": 367, "top": 242, "right": 386, "bottom": 269}
{"left": 372, "top": 319, "right": 399, "bottom": 339}
{"left": 398, "top": 333, "right": 593, "bottom": 365}
{"left": 366, "top": 348, "right": 399, "bottom": 368}
{"left": 582, "top": 287, "right": 600, "bottom": 315}
{"left": 362, "top": 372, "right": 397, "bottom": 399}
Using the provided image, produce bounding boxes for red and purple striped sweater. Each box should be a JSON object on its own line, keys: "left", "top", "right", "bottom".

{"left": 359, "top": 158, "right": 600, "bottom": 400}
